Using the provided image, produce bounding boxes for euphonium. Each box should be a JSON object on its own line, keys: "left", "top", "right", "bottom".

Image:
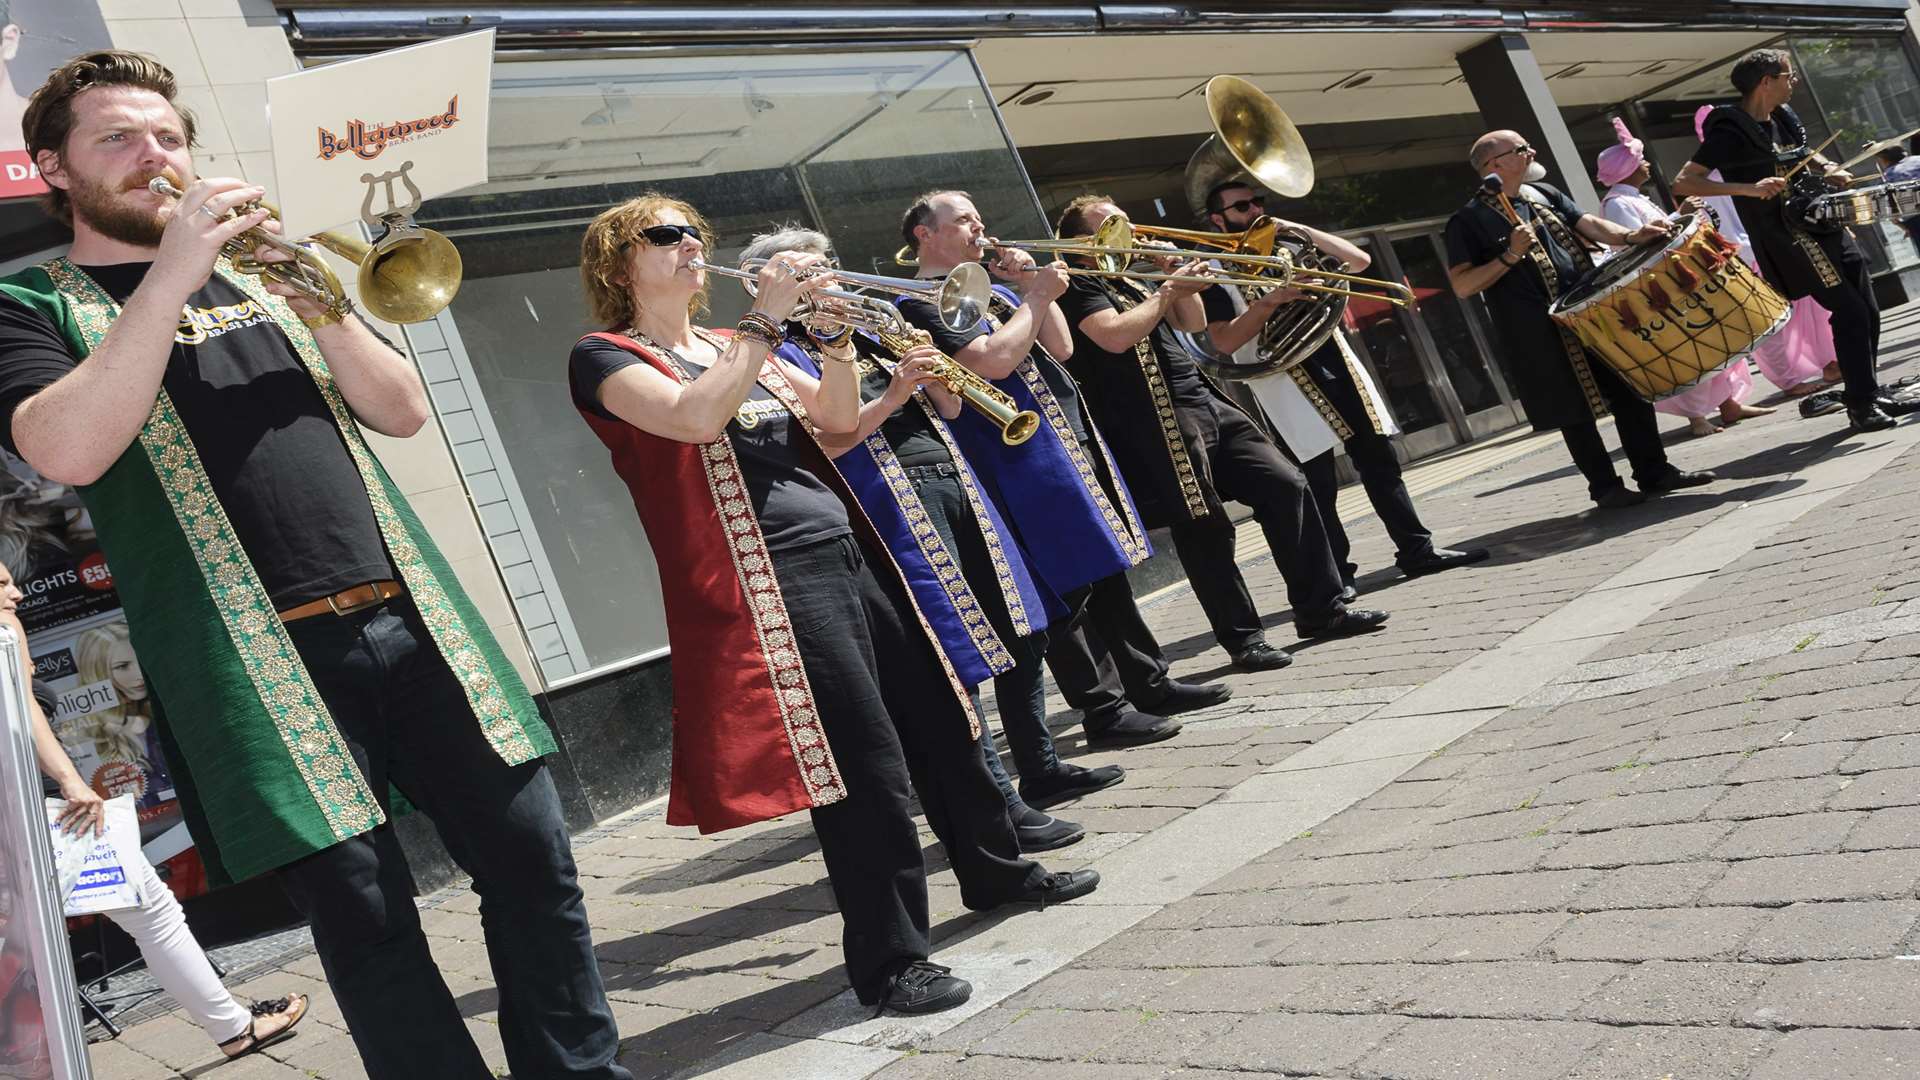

{"left": 147, "top": 177, "right": 461, "bottom": 324}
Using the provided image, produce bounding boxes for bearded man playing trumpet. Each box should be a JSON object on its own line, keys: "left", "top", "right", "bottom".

{"left": 1052, "top": 193, "right": 1389, "bottom": 670}
{"left": 0, "top": 52, "right": 626, "bottom": 1078}
{"left": 1194, "top": 179, "right": 1487, "bottom": 590}
{"left": 896, "top": 190, "right": 1232, "bottom": 754}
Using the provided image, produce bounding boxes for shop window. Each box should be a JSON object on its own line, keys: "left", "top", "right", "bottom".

{"left": 406, "top": 49, "right": 1045, "bottom": 684}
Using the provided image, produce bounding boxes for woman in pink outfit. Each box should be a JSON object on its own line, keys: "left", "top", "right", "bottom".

{"left": 1598, "top": 117, "right": 1773, "bottom": 436}
{"left": 1691, "top": 105, "right": 1837, "bottom": 400}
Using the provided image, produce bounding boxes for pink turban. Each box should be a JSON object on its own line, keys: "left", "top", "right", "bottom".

{"left": 1695, "top": 104, "right": 1715, "bottom": 142}
{"left": 1595, "top": 116, "right": 1646, "bottom": 186}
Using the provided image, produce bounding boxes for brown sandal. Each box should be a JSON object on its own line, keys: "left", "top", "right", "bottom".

{"left": 219, "top": 992, "right": 308, "bottom": 1060}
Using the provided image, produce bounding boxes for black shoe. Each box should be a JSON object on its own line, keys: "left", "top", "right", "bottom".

{"left": 1011, "top": 804, "right": 1085, "bottom": 852}
{"left": 1396, "top": 546, "right": 1491, "bottom": 577}
{"left": 1231, "top": 640, "right": 1293, "bottom": 671}
{"left": 1800, "top": 389, "right": 1847, "bottom": 418}
{"left": 1296, "top": 607, "right": 1390, "bottom": 639}
{"left": 1019, "top": 763, "right": 1126, "bottom": 810}
{"left": 874, "top": 961, "right": 972, "bottom": 1016}
{"left": 1849, "top": 404, "right": 1897, "bottom": 432}
{"left": 1339, "top": 583, "right": 1359, "bottom": 604}
{"left": 1593, "top": 485, "right": 1648, "bottom": 509}
{"left": 1640, "top": 468, "right": 1717, "bottom": 494}
{"left": 1084, "top": 709, "right": 1182, "bottom": 747}
{"left": 1138, "top": 678, "right": 1232, "bottom": 716}
{"left": 1874, "top": 395, "right": 1920, "bottom": 417}
{"left": 1011, "top": 869, "right": 1101, "bottom": 907}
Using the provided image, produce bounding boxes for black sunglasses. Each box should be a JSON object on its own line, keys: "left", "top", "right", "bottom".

{"left": 635, "top": 223, "right": 702, "bottom": 247}
{"left": 1218, "top": 195, "right": 1266, "bottom": 215}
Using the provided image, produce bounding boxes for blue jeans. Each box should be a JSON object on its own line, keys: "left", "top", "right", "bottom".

{"left": 276, "top": 597, "right": 628, "bottom": 1080}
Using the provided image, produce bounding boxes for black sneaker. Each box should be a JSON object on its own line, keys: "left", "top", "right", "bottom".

{"left": 1849, "top": 404, "right": 1897, "bottom": 433}
{"left": 1640, "top": 468, "right": 1717, "bottom": 494}
{"left": 1800, "top": 389, "right": 1846, "bottom": 418}
{"left": 1084, "top": 709, "right": 1182, "bottom": 747}
{"left": 1139, "top": 678, "right": 1233, "bottom": 716}
{"left": 1593, "top": 484, "right": 1647, "bottom": 509}
{"left": 875, "top": 961, "right": 972, "bottom": 1016}
{"left": 1230, "top": 640, "right": 1293, "bottom": 671}
{"left": 1295, "top": 607, "right": 1390, "bottom": 639}
{"left": 1019, "top": 763, "right": 1125, "bottom": 809}
{"left": 1011, "top": 804, "right": 1085, "bottom": 852}
{"left": 1011, "top": 869, "right": 1101, "bottom": 907}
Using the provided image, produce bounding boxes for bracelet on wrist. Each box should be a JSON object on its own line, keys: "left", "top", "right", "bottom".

{"left": 735, "top": 312, "right": 784, "bottom": 348}
{"left": 806, "top": 320, "right": 854, "bottom": 348}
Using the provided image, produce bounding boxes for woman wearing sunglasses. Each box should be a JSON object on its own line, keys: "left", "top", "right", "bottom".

{"left": 567, "top": 194, "right": 1087, "bottom": 1016}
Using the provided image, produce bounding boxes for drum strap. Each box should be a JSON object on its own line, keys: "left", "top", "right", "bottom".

{"left": 1496, "top": 187, "right": 1611, "bottom": 421}
{"left": 1772, "top": 154, "right": 1843, "bottom": 290}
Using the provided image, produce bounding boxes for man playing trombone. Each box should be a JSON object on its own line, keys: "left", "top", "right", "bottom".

{"left": 1192, "top": 178, "right": 1488, "bottom": 590}
{"left": 0, "top": 52, "right": 628, "bottom": 1078}
{"left": 1052, "top": 193, "right": 1388, "bottom": 671}
{"left": 897, "top": 190, "right": 1231, "bottom": 751}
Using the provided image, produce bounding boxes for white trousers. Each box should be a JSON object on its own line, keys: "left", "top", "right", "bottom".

{"left": 101, "top": 854, "right": 251, "bottom": 1044}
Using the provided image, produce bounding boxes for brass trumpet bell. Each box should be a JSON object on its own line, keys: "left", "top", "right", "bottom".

{"left": 316, "top": 225, "right": 465, "bottom": 325}
{"left": 1184, "top": 75, "right": 1315, "bottom": 214}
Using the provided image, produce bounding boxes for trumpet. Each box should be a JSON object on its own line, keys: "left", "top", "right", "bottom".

{"left": 691, "top": 257, "right": 989, "bottom": 333}
{"left": 147, "top": 177, "right": 461, "bottom": 324}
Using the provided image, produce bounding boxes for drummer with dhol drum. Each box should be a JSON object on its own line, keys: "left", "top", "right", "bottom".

{"left": 1673, "top": 48, "right": 1919, "bottom": 434}
{"left": 1445, "top": 131, "right": 1718, "bottom": 510}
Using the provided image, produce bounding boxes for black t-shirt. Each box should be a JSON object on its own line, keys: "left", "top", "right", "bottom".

{"left": 1200, "top": 283, "right": 1237, "bottom": 326}
{"left": 1057, "top": 278, "right": 1211, "bottom": 409}
{"left": 1690, "top": 108, "right": 1796, "bottom": 243}
{"left": 568, "top": 335, "right": 851, "bottom": 552}
{"left": 896, "top": 289, "right": 1092, "bottom": 444}
{"left": 0, "top": 263, "right": 393, "bottom": 609}
{"left": 1443, "top": 182, "right": 1589, "bottom": 310}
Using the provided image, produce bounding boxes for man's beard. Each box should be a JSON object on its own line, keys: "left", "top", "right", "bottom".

{"left": 67, "top": 171, "right": 168, "bottom": 247}
{"left": 1524, "top": 161, "right": 1549, "bottom": 183}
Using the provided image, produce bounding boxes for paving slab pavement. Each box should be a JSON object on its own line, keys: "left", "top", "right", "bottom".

{"left": 82, "top": 303, "right": 1920, "bottom": 1079}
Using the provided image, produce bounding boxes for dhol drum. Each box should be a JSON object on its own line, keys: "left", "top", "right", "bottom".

{"left": 1804, "top": 178, "right": 1920, "bottom": 228}
{"left": 1549, "top": 213, "right": 1790, "bottom": 402}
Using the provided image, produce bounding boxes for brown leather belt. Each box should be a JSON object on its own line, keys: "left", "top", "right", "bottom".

{"left": 278, "top": 580, "right": 405, "bottom": 623}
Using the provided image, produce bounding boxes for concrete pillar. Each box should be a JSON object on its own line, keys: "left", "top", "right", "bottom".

{"left": 1456, "top": 33, "right": 1600, "bottom": 210}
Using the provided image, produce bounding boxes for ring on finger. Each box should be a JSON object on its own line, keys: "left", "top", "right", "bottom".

{"left": 197, "top": 204, "right": 221, "bottom": 221}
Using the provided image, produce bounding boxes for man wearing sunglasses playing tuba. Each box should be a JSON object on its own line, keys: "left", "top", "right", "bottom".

{"left": 1194, "top": 180, "right": 1488, "bottom": 592}
{"left": 0, "top": 52, "right": 627, "bottom": 1079}
{"left": 1052, "top": 193, "right": 1389, "bottom": 672}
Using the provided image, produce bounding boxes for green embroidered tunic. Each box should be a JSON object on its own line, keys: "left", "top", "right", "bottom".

{"left": 0, "top": 258, "right": 555, "bottom": 883}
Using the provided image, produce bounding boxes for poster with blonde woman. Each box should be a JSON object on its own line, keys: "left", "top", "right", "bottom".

{"left": 0, "top": 453, "right": 205, "bottom": 902}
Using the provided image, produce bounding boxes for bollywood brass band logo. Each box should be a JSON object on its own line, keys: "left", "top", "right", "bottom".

{"left": 317, "top": 97, "right": 461, "bottom": 162}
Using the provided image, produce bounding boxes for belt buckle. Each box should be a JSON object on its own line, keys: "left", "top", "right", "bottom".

{"left": 326, "top": 584, "right": 385, "bottom": 617}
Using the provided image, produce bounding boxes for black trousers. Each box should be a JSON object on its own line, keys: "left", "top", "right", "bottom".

{"left": 1296, "top": 360, "right": 1434, "bottom": 574}
{"left": 1167, "top": 400, "right": 1346, "bottom": 649}
{"left": 902, "top": 462, "right": 1057, "bottom": 789}
{"left": 1805, "top": 249, "right": 1881, "bottom": 408}
{"left": 1556, "top": 359, "right": 1674, "bottom": 501}
{"left": 1041, "top": 439, "right": 1173, "bottom": 722}
{"left": 772, "top": 536, "right": 1042, "bottom": 1002}
{"left": 277, "top": 599, "right": 627, "bottom": 1080}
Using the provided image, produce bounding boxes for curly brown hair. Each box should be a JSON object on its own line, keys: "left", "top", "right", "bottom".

{"left": 1053, "top": 192, "right": 1117, "bottom": 239}
{"left": 579, "top": 193, "right": 714, "bottom": 328}
{"left": 23, "top": 51, "right": 199, "bottom": 226}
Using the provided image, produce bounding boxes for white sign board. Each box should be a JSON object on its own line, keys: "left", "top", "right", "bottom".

{"left": 265, "top": 29, "right": 495, "bottom": 239}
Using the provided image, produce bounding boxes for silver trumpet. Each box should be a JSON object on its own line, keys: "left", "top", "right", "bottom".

{"left": 691, "top": 258, "right": 989, "bottom": 332}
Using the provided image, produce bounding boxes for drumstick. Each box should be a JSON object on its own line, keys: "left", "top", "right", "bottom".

{"left": 1481, "top": 173, "right": 1522, "bottom": 225}
{"left": 1783, "top": 131, "right": 1843, "bottom": 180}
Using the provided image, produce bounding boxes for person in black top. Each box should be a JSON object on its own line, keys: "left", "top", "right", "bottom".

{"left": 1052, "top": 193, "right": 1389, "bottom": 669}
{"left": 1673, "top": 48, "right": 1915, "bottom": 433}
{"left": 1447, "top": 132, "right": 1717, "bottom": 508}
{"left": 897, "top": 190, "right": 1232, "bottom": 737}
{"left": 0, "top": 52, "right": 627, "bottom": 1079}
{"left": 1195, "top": 179, "right": 1489, "bottom": 587}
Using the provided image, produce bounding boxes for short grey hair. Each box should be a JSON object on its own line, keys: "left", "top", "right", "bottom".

{"left": 740, "top": 223, "right": 831, "bottom": 264}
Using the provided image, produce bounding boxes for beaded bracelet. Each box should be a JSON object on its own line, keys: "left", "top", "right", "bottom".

{"left": 807, "top": 320, "right": 854, "bottom": 349}
{"left": 734, "top": 312, "right": 783, "bottom": 348}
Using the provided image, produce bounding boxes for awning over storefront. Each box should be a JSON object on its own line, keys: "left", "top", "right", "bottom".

{"left": 278, "top": 2, "right": 1913, "bottom": 55}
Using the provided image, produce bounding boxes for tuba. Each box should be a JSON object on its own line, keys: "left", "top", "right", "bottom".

{"left": 1183, "top": 75, "right": 1351, "bottom": 381}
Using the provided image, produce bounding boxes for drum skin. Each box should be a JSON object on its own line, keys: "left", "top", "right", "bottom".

{"left": 1550, "top": 216, "right": 1791, "bottom": 402}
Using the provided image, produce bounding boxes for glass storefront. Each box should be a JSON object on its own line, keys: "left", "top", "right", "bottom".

{"left": 404, "top": 47, "right": 1045, "bottom": 684}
